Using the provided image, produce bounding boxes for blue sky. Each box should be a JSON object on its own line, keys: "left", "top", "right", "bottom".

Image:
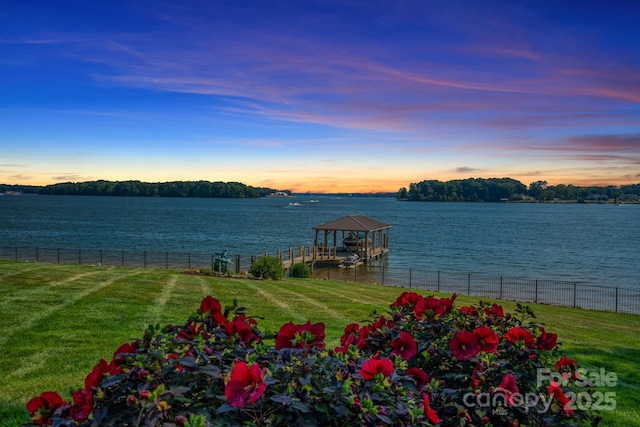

{"left": 1, "top": 0, "right": 639, "bottom": 192}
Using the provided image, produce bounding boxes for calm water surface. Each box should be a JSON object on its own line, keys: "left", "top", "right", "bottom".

{"left": 1, "top": 195, "right": 638, "bottom": 289}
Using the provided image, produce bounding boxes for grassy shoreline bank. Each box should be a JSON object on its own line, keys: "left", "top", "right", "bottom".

{"left": 1, "top": 261, "right": 638, "bottom": 426}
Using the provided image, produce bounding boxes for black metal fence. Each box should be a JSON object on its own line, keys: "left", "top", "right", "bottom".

{"left": 312, "top": 265, "right": 640, "bottom": 315}
{"left": 2, "top": 245, "right": 639, "bottom": 315}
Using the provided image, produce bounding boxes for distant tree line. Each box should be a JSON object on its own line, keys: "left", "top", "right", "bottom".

{"left": 0, "top": 184, "right": 41, "bottom": 194}
{"left": 36, "top": 180, "right": 278, "bottom": 198}
{"left": 397, "top": 178, "right": 640, "bottom": 202}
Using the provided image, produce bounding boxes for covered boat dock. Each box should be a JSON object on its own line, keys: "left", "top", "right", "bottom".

{"left": 312, "top": 214, "right": 390, "bottom": 265}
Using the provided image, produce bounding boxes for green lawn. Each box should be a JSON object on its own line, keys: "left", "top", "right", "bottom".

{"left": 1, "top": 260, "right": 638, "bottom": 426}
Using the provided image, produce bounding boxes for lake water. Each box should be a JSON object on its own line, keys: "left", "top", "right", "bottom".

{"left": 1, "top": 194, "right": 638, "bottom": 289}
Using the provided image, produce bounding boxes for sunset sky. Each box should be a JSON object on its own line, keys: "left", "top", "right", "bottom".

{"left": 1, "top": 1, "right": 639, "bottom": 193}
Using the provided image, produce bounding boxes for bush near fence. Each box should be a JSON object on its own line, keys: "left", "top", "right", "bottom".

{"left": 2, "top": 245, "right": 638, "bottom": 315}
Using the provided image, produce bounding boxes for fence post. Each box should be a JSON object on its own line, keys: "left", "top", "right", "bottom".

{"left": 615, "top": 287, "right": 619, "bottom": 313}
{"left": 437, "top": 271, "right": 440, "bottom": 292}
{"left": 467, "top": 273, "right": 471, "bottom": 295}
{"left": 188, "top": 253, "right": 191, "bottom": 270}
{"left": 409, "top": 269, "right": 412, "bottom": 289}
{"left": 235, "top": 255, "right": 241, "bottom": 273}
{"left": 500, "top": 276, "right": 503, "bottom": 299}
{"left": 382, "top": 266, "right": 385, "bottom": 284}
{"left": 573, "top": 283, "right": 577, "bottom": 308}
{"left": 535, "top": 280, "right": 538, "bottom": 302}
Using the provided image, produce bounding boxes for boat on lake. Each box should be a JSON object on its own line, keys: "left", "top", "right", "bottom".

{"left": 267, "top": 191, "right": 291, "bottom": 198}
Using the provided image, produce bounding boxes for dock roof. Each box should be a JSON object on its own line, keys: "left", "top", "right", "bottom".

{"left": 313, "top": 214, "right": 391, "bottom": 232}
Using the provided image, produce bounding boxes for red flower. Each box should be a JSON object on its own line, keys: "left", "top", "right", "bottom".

{"left": 391, "top": 331, "right": 418, "bottom": 360}
{"left": 505, "top": 327, "right": 534, "bottom": 348}
{"left": 356, "top": 325, "right": 372, "bottom": 349}
{"left": 177, "top": 321, "right": 205, "bottom": 341}
{"left": 417, "top": 294, "right": 457, "bottom": 320}
{"left": 422, "top": 393, "right": 440, "bottom": 425}
{"left": 70, "top": 388, "right": 93, "bottom": 422}
{"left": 200, "top": 295, "right": 227, "bottom": 324}
{"left": 537, "top": 328, "right": 558, "bottom": 350}
{"left": 549, "top": 381, "right": 575, "bottom": 415}
{"left": 460, "top": 305, "right": 479, "bottom": 316}
{"left": 449, "top": 330, "right": 479, "bottom": 360}
{"left": 405, "top": 367, "right": 429, "bottom": 390}
{"left": 275, "top": 321, "right": 325, "bottom": 350}
{"left": 225, "top": 361, "right": 266, "bottom": 408}
{"left": 359, "top": 358, "right": 394, "bottom": 380}
{"left": 497, "top": 374, "right": 519, "bottom": 405}
{"left": 391, "top": 291, "right": 424, "bottom": 308}
{"left": 485, "top": 303, "right": 504, "bottom": 317}
{"left": 555, "top": 356, "right": 578, "bottom": 372}
{"left": 112, "top": 341, "right": 139, "bottom": 366}
{"left": 470, "top": 363, "right": 485, "bottom": 387}
{"left": 85, "top": 358, "right": 122, "bottom": 391}
{"left": 473, "top": 326, "right": 499, "bottom": 353}
{"left": 223, "top": 316, "right": 257, "bottom": 345}
{"left": 26, "top": 391, "right": 67, "bottom": 426}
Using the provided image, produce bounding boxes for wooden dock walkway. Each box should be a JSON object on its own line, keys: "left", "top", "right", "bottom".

{"left": 255, "top": 245, "right": 389, "bottom": 271}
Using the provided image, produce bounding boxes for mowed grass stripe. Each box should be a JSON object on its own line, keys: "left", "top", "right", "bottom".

{"left": 239, "top": 281, "right": 307, "bottom": 323}
{"left": 0, "top": 262, "right": 53, "bottom": 280}
{"left": 144, "top": 275, "right": 178, "bottom": 325}
{"left": 0, "top": 269, "right": 146, "bottom": 347}
{"left": 0, "top": 270, "right": 101, "bottom": 314}
{"left": 291, "top": 280, "right": 399, "bottom": 305}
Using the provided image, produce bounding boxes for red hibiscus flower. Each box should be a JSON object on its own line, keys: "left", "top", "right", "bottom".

{"left": 473, "top": 326, "right": 499, "bottom": 353}
{"left": 178, "top": 321, "right": 205, "bottom": 341}
{"left": 391, "top": 331, "right": 418, "bottom": 360}
{"left": 84, "top": 358, "right": 122, "bottom": 391}
{"left": 356, "top": 325, "right": 372, "bottom": 349}
{"left": 485, "top": 303, "right": 504, "bottom": 317}
{"left": 70, "top": 388, "right": 93, "bottom": 422}
{"left": 391, "top": 291, "right": 424, "bottom": 308}
{"left": 223, "top": 316, "right": 257, "bottom": 346}
{"left": 26, "top": 391, "right": 67, "bottom": 426}
{"left": 449, "top": 330, "right": 479, "bottom": 360}
{"left": 405, "top": 367, "right": 429, "bottom": 390}
{"left": 505, "top": 327, "right": 534, "bottom": 348}
{"left": 200, "top": 295, "right": 227, "bottom": 324}
{"left": 460, "top": 305, "right": 479, "bottom": 316}
{"left": 275, "top": 321, "right": 325, "bottom": 350}
{"left": 470, "top": 363, "right": 485, "bottom": 387}
{"left": 112, "top": 341, "right": 139, "bottom": 366}
{"left": 417, "top": 294, "right": 457, "bottom": 320}
{"left": 555, "top": 356, "right": 578, "bottom": 372}
{"left": 497, "top": 374, "right": 520, "bottom": 405}
{"left": 359, "top": 358, "right": 394, "bottom": 380}
{"left": 422, "top": 393, "right": 440, "bottom": 425}
{"left": 537, "top": 328, "right": 558, "bottom": 350}
{"left": 225, "top": 361, "right": 267, "bottom": 408}
{"left": 549, "top": 381, "right": 575, "bottom": 415}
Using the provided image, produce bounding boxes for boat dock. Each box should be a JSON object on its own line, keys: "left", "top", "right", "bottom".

{"left": 252, "top": 214, "right": 391, "bottom": 271}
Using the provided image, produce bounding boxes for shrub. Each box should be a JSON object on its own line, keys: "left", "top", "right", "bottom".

{"left": 26, "top": 293, "right": 601, "bottom": 427}
{"left": 289, "top": 262, "right": 311, "bottom": 278}
{"left": 249, "top": 255, "right": 285, "bottom": 280}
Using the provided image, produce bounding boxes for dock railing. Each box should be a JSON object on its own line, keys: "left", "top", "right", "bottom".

{"left": 2, "top": 245, "right": 639, "bottom": 315}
